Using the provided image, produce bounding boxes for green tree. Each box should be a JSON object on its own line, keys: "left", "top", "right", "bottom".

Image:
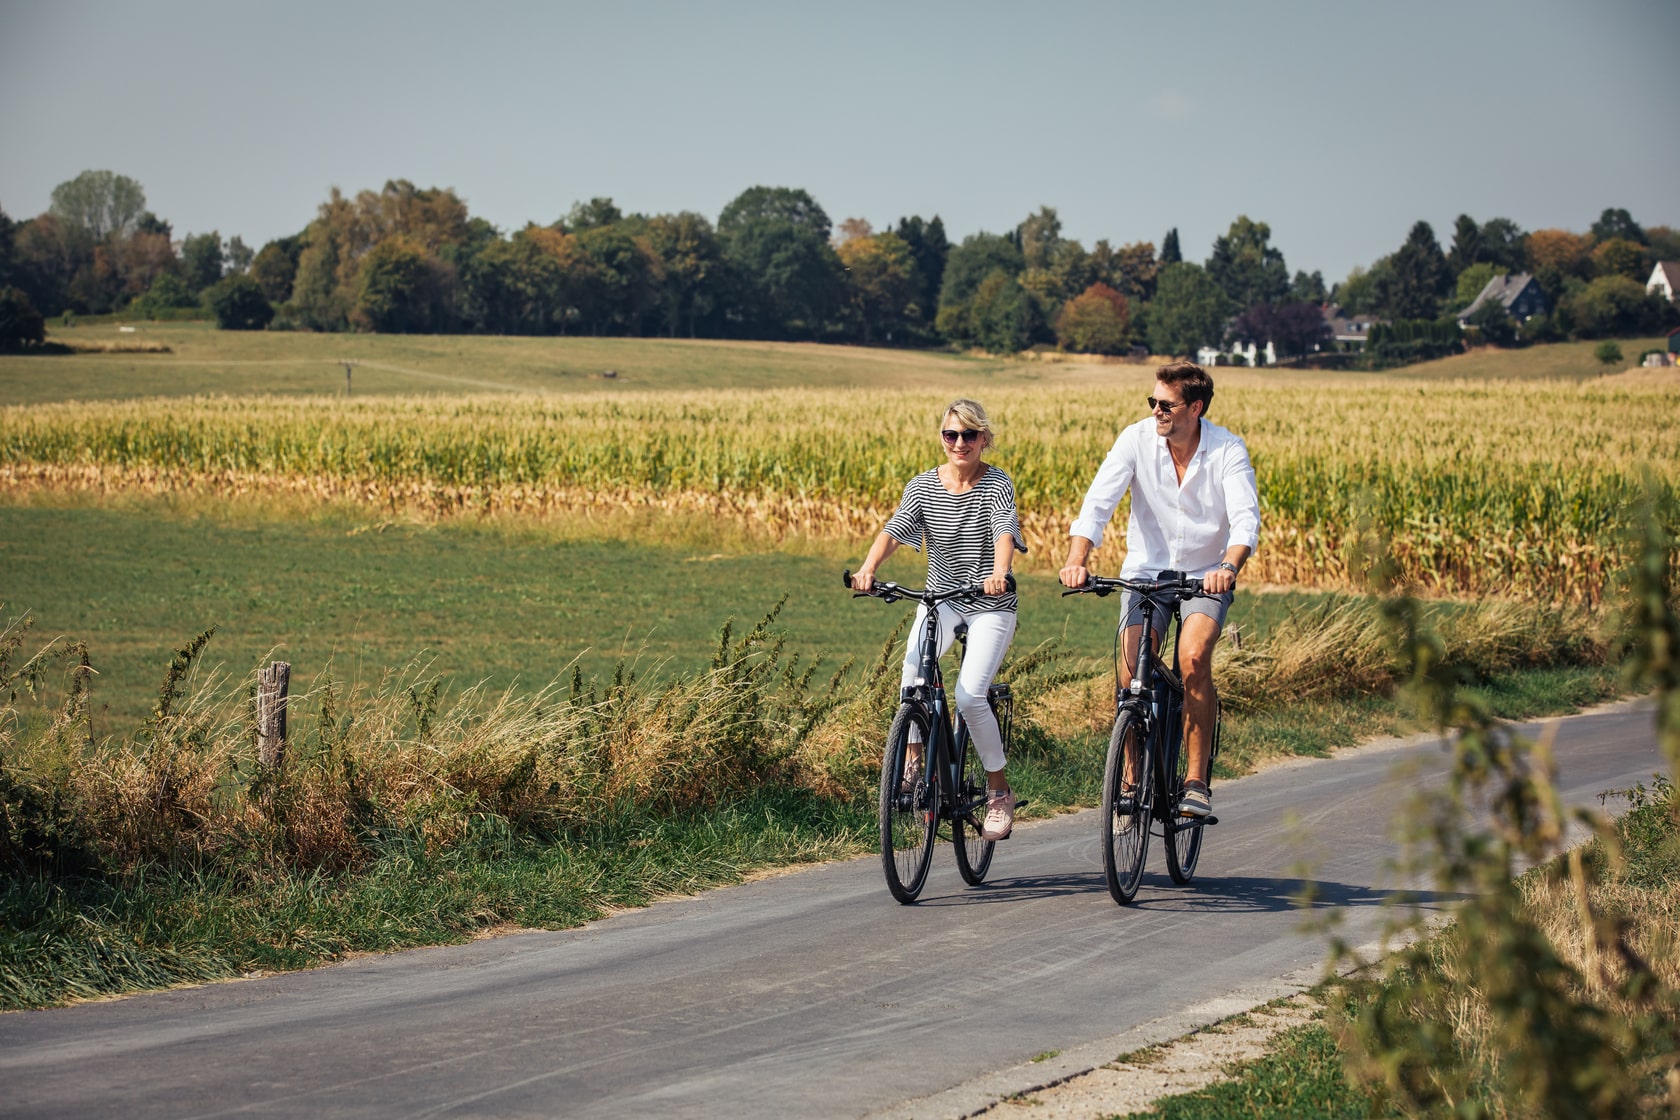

{"left": 645, "top": 211, "right": 723, "bottom": 338}
{"left": 562, "top": 197, "right": 624, "bottom": 232}
{"left": 837, "top": 231, "right": 922, "bottom": 344}
{"left": 180, "top": 231, "right": 225, "bottom": 294}
{"left": 1466, "top": 298, "right": 1516, "bottom": 347}
{"left": 250, "top": 236, "right": 304, "bottom": 304}
{"left": 0, "top": 286, "right": 45, "bottom": 350}
{"left": 1017, "top": 205, "right": 1063, "bottom": 271}
{"left": 718, "top": 186, "right": 843, "bottom": 338}
{"left": 1206, "top": 215, "right": 1289, "bottom": 310}
{"left": 225, "top": 236, "right": 254, "bottom": 274}
{"left": 460, "top": 228, "right": 567, "bottom": 335}
{"left": 1452, "top": 261, "right": 1501, "bottom": 311}
{"left": 1159, "top": 227, "right": 1181, "bottom": 264}
{"left": 1289, "top": 269, "right": 1326, "bottom": 303}
{"left": 1590, "top": 237, "right": 1647, "bottom": 281}
{"left": 1565, "top": 275, "right": 1662, "bottom": 338}
{"left": 569, "top": 224, "right": 658, "bottom": 335}
{"left": 1593, "top": 339, "right": 1623, "bottom": 370}
{"left": 1147, "top": 261, "right": 1229, "bottom": 357}
{"left": 894, "top": 215, "right": 949, "bottom": 324}
{"left": 1645, "top": 224, "right": 1680, "bottom": 262}
{"left": 970, "top": 270, "right": 1040, "bottom": 354}
{"left": 1055, "top": 283, "right": 1131, "bottom": 353}
{"left": 1386, "top": 221, "right": 1451, "bottom": 320}
{"left": 49, "top": 170, "right": 146, "bottom": 242}
{"left": 352, "top": 236, "right": 450, "bottom": 333}
{"left": 1447, "top": 213, "right": 1482, "bottom": 275}
{"left": 130, "top": 273, "right": 198, "bottom": 318}
{"left": 1589, "top": 207, "right": 1643, "bottom": 244}
{"left": 935, "top": 233, "right": 1025, "bottom": 345}
{"left": 205, "top": 274, "right": 274, "bottom": 331}
{"left": 1477, "top": 217, "right": 1528, "bottom": 272}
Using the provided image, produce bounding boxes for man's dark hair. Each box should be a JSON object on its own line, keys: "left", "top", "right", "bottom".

{"left": 1156, "top": 360, "right": 1214, "bottom": 416}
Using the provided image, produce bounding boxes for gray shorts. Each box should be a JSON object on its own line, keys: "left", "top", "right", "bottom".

{"left": 1121, "top": 579, "right": 1232, "bottom": 635}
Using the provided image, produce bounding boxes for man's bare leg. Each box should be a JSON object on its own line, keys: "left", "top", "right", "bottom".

{"left": 1178, "top": 612, "right": 1222, "bottom": 790}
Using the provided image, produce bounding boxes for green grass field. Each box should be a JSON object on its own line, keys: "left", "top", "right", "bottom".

{"left": 2, "top": 322, "right": 1667, "bottom": 406}
{"left": 1, "top": 322, "right": 1034, "bottom": 403}
{"left": 1, "top": 491, "right": 1331, "bottom": 727}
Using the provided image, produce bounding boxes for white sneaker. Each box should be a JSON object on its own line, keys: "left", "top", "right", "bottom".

{"left": 981, "top": 788, "right": 1016, "bottom": 841}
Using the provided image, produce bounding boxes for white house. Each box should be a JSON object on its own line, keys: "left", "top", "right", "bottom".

{"left": 1648, "top": 261, "right": 1680, "bottom": 302}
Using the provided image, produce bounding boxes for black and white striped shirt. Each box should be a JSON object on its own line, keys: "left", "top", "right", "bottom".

{"left": 883, "top": 466, "right": 1028, "bottom": 615}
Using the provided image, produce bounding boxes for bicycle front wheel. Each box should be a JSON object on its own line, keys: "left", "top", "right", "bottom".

{"left": 951, "top": 725, "right": 995, "bottom": 886}
{"left": 1101, "top": 711, "right": 1152, "bottom": 904}
{"left": 880, "top": 704, "right": 937, "bottom": 903}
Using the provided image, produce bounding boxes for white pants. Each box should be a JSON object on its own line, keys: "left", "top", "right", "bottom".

{"left": 900, "top": 604, "right": 1017, "bottom": 772}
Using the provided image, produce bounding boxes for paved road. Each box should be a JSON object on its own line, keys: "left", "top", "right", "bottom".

{"left": 2, "top": 701, "right": 1661, "bottom": 1120}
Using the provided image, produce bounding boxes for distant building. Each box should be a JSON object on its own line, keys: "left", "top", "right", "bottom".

{"left": 1648, "top": 261, "right": 1680, "bottom": 302}
{"left": 1456, "top": 273, "right": 1548, "bottom": 326}
{"left": 1321, "top": 306, "right": 1382, "bottom": 352}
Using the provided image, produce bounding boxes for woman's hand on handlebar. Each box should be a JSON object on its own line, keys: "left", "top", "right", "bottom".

{"left": 982, "top": 572, "right": 1011, "bottom": 597}
{"left": 850, "top": 568, "right": 876, "bottom": 593}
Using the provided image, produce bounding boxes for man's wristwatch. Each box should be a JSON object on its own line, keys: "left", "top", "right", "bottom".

{"left": 1218, "top": 561, "right": 1240, "bottom": 575}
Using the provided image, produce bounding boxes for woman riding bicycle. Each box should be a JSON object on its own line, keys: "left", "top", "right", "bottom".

{"left": 850, "top": 398, "right": 1027, "bottom": 841}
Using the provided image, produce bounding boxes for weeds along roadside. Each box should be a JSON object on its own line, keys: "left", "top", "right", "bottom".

{"left": 0, "top": 587, "right": 1614, "bottom": 1010}
{"left": 1297, "top": 492, "right": 1680, "bottom": 1119}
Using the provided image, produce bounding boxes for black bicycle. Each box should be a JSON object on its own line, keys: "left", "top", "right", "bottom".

{"left": 844, "top": 570, "right": 1019, "bottom": 904}
{"left": 1064, "top": 574, "right": 1223, "bottom": 905}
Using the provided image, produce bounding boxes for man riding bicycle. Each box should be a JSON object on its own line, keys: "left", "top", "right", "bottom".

{"left": 1058, "top": 361, "right": 1260, "bottom": 819}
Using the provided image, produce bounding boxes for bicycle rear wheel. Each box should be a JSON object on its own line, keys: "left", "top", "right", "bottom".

{"left": 1164, "top": 717, "right": 1204, "bottom": 885}
{"left": 880, "top": 704, "right": 937, "bottom": 903}
{"left": 1101, "top": 711, "right": 1152, "bottom": 904}
{"left": 951, "top": 725, "right": 995, "bottom": 886}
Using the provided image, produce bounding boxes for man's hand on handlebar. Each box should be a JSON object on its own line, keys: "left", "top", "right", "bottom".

{"left": 1202, "top": 566, "right": 1236, "bottom": 595}
{"left": 1059, "top": 563, "right": 1090, "bottom": 590}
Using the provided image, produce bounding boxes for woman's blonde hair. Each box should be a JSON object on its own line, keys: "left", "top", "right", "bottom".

{"left": 942, "top": 398, "right": 994, "bottom": 449}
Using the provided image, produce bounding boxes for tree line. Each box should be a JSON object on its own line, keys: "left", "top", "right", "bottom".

{"left": 2, "top": 169, "right": 1676, "bottom": 356}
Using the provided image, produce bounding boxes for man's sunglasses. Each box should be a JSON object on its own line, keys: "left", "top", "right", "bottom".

{"left": 941, "top": 428, "right": 983, "bottom": 446}
{"left": 1147, "top": 397, "right": 1189, "bottom": 414}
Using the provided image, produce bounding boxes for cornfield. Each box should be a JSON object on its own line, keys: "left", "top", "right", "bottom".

{"left": 2, "top": 379, "right": 1674, "bottom": 603}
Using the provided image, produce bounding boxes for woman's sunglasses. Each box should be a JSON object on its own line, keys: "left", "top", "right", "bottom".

{"left": 941, "top": 428, "right": 983, "bottom": 446}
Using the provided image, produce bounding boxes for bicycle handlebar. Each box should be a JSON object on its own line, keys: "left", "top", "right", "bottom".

{"left": 1060, "top": 574, "right": 1210, "bottom": 599}
{"left": 843, "top": 569, "right": 1016, "bottom": 605}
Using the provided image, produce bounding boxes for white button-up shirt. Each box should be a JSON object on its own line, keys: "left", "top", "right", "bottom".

{"left": 1069, "top": 416, "right": 1261, "bottom": 579}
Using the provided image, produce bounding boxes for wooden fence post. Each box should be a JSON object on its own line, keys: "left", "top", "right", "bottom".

{"left": 257, "top": 661, "right": 291, "bottom": 771}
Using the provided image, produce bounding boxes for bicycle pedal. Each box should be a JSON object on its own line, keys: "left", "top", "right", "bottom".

{"left": 1012, "top": 799, "right": 1030, "bottom": 811}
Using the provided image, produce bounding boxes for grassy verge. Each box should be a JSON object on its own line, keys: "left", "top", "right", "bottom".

{"left": 1119, "top": 778, "right": 1679, "bottom": 1119}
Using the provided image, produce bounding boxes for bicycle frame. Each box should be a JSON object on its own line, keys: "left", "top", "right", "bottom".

{"left": 879, "top": 582, "right": 992, "bottom": 829}
{"left": 1070, "top": 575, "right": 1218, "bottom": 837}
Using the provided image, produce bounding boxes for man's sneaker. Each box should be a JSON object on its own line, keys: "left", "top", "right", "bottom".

{"left": 1178, "top": 780, "right": 1212, "bottom": 818}
{"left": 981, "top": 788, "right": 1016, "bottom": 840}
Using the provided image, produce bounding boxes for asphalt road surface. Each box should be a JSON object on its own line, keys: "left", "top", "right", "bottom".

{"left": 2, "top": 700, "right": 1661, "bottom": 1120}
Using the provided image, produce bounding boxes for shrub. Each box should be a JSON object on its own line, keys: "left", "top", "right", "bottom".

{"left": 1364, "top": 318, "right": 1463, "bottom": 368}
{"left": 0, "top": 286, "right": 46, "bottom": 352}
{"left": 205, "top": 275, "right": 274, "bottom": 331}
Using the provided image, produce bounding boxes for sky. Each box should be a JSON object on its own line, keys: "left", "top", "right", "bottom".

{"left": 2, "top": 0, "right": 1677, "bottom": 285}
